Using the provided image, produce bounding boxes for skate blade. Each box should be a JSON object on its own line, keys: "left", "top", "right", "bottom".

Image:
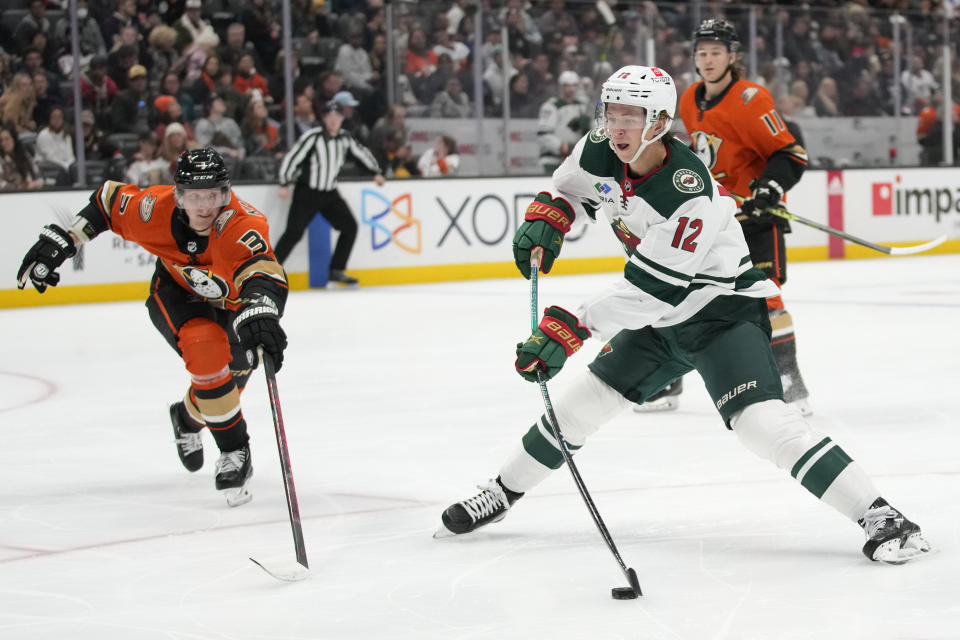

{"left": 874, "top": 534, "right": 934, "bottom": 564}
{"left": 433, "top": 524, "right": 457, "bottom": 539}
{"left": 223, "top": 485, "right": 253, "bottom": 507}
{"left": 633, "top": 397, "right": 679, "bottom": 413}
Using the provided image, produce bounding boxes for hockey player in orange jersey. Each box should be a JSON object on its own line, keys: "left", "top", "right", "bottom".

{"left": 672, "top": 17, "right": 812, "bottom": 415}
{"left": 17, "top": 147, "right": 288, "bottom": 506}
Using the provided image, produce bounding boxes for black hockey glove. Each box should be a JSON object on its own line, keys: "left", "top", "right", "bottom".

{"left": 739, "top": 178, "right": 787, "bottom": 225}
{"left": 17, "top": 224, "right": 77, "bottom": 293}
{"left": 233, "top": 294, "right": 288, "bottom": 371}
{"left": 513, "top": 192, "right": 575, "bottom": 279}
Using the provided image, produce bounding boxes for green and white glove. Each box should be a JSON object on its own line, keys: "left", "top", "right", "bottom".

{"left": 515, "top": 306, "right": 591, "bottom": 382}
{"left": 512, "top": 192, "right": 575, "bottom": 279}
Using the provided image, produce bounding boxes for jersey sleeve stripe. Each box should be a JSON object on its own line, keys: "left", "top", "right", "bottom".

{"left": 234, "top": 257, "right": 287, "bottom": 292}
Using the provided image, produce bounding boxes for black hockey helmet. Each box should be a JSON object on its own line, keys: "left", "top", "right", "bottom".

{"left": 174, "top": 146, "right": 231, "bottom": 207}
{"left": 693, "top": 18, "right": 740, "bottom": 52}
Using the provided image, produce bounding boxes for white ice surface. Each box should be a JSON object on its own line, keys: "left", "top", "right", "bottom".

{"left": 1, "top": 255, "right": 959, "bottom": 640}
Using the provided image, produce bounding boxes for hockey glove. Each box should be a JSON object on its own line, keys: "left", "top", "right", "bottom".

{"left": 17, "top": 224, "right": 77, "bottom": 293}
{"left": 515, "top": 306, "right": 591, "bottom": 382}
{"left": 233, "top": 294, "right": 288, "bottom": 371}
{"left": 738, "top": 178, "right": 790, "bottom": 228}
{"left": 513, "top": 192, "right": 575, "bottom": 279}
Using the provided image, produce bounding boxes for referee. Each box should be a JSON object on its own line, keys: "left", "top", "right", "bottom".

{"left": 274, "top": 99, "right": 385, "bottom": 285}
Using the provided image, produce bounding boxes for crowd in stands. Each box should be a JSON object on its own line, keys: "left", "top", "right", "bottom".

{"left": 0, "top": 0, "right": 958, "bottom": 191}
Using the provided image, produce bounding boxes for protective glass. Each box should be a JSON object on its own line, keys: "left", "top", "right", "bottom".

{"left": 176, "top": 186, "right": 230, "bottom": 209}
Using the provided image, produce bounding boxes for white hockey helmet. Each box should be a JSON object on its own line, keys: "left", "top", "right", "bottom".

{"left": 600, "top": 65, "right": 677, "bottom": 162}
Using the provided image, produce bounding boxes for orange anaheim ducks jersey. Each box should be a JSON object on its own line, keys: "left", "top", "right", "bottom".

{"left": 88, "top": 181, "right": 287, "bottom": 310}
{"left": 678, "top": 78, "right": 807, "bottom": 199}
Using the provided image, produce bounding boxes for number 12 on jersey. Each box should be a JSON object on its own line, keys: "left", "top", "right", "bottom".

{"left": 671, "top": 217, "right": 703, "bottom": 252}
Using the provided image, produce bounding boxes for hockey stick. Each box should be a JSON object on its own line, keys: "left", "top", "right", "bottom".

{"left": 529, "top": 250, "right": 642, "bottom": 597}
{"left": 596, "top": 0, "right": 618, "bottom": 64}
{"left": 734, "top": 196, "right": 947, "bottom": 256}
{"left": 249, "top": 348, "right": 309, "bottom": 583}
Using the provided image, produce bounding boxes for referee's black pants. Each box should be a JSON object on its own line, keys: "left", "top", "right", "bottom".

{"left": 273, "top": 185, "right": 358, "bottom": 270}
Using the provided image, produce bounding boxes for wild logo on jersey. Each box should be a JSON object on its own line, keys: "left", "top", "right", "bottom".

{"left": 174, "top": 264, "right": 232, "bottom": 300}
{"left": 611, "top": 218, "right": 641, "bottom": 254}
{"left": 689, "top": 130, "right": 726, "bottom": 180}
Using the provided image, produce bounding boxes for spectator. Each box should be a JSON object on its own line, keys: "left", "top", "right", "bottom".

{"left": 406, "top": 28, "right": 437, "bottom": 83}
{"left": 101, "top": 0, "right": 138, "bottom": 49}
{"left": 429, "top": 77, "right": 472, "bottom": 118}
{"left": 536, "top": 70, "right": 591, "bottom": 173}
{"left": 194, "top": 92, "right": 244, "bottom": 161}
{"left": 507, "top": 73, "right": 539, "bottom": 119}
{"left": 109, "top": 64, "right": 151, "bottom": 134}
{"left": 421, "top": 53, "right": 458, "bottom": 105}
{"left": 499, "top": 0, "right": 543, "bottom": 58}
{"left": 187, "top": 52, "right": 219, "bottom": 105}
{"left": 212, "top": 68, "right": 246, "bottom": 122}
{"left": 106, "top": 44, "right": 140, "bottom": 91}
{"left": 124, "top": 132, "right": 171, "bottom": 186}
{"left": 368, "top": 32, "right": 389, "bottom": 93}
{"left": 523, "top": 54, "right": 555, "bottom": 106}
{"left": 917, "top": 90, "right": 960, "bottom": 166}
{"left": 31, "top": 70, "right": 62, "bottom": 129}
{"left": 19, "top": 48, "right": 59, "bottom": 99}
{"left": 432, "top": 28, "right": 470, "bottom": 71}
{"left": 14, "top": 0, "right": 54, "bottom": 57}
{"left": 240, "top": 94, "right": 280, "bottom": 158}
{"left": 331, "top": 90, "right": 370, "bottom": 145}
{"left": 174, "top": 0, "right": 219, "bottom": 53}
{"left": 242, "top": 0, "right": 281, "bottom": 69}
{"left": 383, "top": 131, "right": 419, "bottom": 178}
{"left": 370, "top": 104, "right": 407, "bottom": 168}
{"left": 80, "top": 55, "right": 118, "bottom": 128}
{"left": 34, "top": 105, "right": 73, "bottom": 180}
{"left": 146, "top": 25, "right": 181, "bottom": 87}
{"left": 232, "top": 53, "right": 271, "bottom": 102}
{"left": 483, "top": 46, "right": 516, "bottom": 112}
{"left": 813, "top": 76, "right": 841, "bottom": 117}
{"left": 788, "top": 79, "right": 816, "bottom": 117}
{"left": 79, "top": 109, "right": 115, "bottom": 161}
{"left": 335, "top": 27, "right": 378, "bottom": 95}
{"left": 901, "top": 55, "right": 938, "bottom": 114}
{"left": 417, "top": 135, "right": 460, "bottom": 177}
{"left": 153, "top": 95, "right": 196, "bottom": 142}
{"left": 0, "top": 72, "right": 37, "bottom": 136}
{"left": 843, "top": 75, "right": 886, "bottom": 117}
{"left": 54, "top": 0, "right": 105, "bottom": 58}
{"left": 218, "top": 23, "right": 262, "bottom": 71}
{"left": 291, "top": 92, "right": 317, "bottom": 138}
{"left": 159, "top": 121, "right": 196, "bottom": 172}
{"left": 160, "top": 71, "right": 196, "bottom": 122}
{"left": 0, "top": 125, "right": 42, "bottom": 190}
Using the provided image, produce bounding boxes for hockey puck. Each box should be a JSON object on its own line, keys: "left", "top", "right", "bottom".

{"left": 611, "top": 586, "right": 638, "bottom": 600}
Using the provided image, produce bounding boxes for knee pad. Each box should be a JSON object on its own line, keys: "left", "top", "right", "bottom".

{"left": 551, "top": 370, "right": 629, "bottom": 446}
{"left": 177, "top": 318, "right": 232, "bottom": 384}
{"left": 730, "top": 399, "right": 822, "bottom": 471}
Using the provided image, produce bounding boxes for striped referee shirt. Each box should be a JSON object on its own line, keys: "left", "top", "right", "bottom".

{"left": 278, "top": 127, "right": 381, "bottom": 191}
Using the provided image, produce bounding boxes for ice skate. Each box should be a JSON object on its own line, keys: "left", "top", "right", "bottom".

{"left": 858, "top": 498, "right": 931, "bottom": 564}
{"left": 434, "top": 477, "right": 523, "bottom": 538}
{"left": 215, "top": 445, "right": 253, "bottom": 507}
{"left": 633, "top": 378, "right": 683, "bottom": 413}
{"left": 327, "top": 269, "right": 358, "bottom": 287}
{"left": 169, "top": 402, "right": 203, "bottom": 472}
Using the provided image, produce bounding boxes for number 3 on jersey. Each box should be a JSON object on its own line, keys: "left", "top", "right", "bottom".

{"left": 239, "top": 230, "right": 268, "bottom": 255}
{"left": 671, "top": 217, "right": 702, "bottom": 252}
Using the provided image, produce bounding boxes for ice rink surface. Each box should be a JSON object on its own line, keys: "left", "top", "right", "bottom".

{"left": 2, "top": 254, "right": 959, "bottom": 640}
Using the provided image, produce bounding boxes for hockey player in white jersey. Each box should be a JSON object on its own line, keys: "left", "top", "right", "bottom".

{"left": 435, "top": 65, "right": 929, "bottom": 564}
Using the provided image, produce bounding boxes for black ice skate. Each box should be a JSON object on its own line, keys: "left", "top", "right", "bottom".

{"left": 633, "top": 377, "right": 683, "bottom": 413}
{"left": 169, "top": 402, "right": 203, "bottom": 472}
{"left": 434, "top": 477, "right": 523, "bottom": 538}
{"left": 328, "top": 269, "right": 358, "bottom": 286}
{"left": 215, "top": 445, "right": 253, "bottom": 507}
{"left": 858, "top": 498, "right": 931, "bottom": 564}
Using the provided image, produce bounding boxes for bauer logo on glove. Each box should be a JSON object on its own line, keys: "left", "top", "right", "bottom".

{"left": 512, "top": 192, "right": 576, "bottom": 279}
{"left": 514, "top": 306, "right": 591, "bottom": 382}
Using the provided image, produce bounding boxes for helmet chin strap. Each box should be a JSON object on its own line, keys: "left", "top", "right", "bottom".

{"left": 614, "top": 116, "right": 673, "bottom": 165}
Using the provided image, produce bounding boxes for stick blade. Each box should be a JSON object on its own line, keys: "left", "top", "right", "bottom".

{"left": 249, "top": 557, "right": 309, "bottom": 582}
{"left": 888, "top": 235, "right": 948, "bottom": 256}
{"left": 626, "top": 567, "right": 643, "bottom": 597}
{"left": 596, "top": 0, "right": 616, "bottom": 25}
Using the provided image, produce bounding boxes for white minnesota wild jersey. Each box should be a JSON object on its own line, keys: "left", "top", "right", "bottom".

{"left": 553, "top": 131, "right": 779, "bottom": 339}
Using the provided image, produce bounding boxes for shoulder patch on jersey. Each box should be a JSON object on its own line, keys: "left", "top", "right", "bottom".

{"left": 579, "top": 135, "right": 620, "bottom": 178}
{"left": 672, "top": 168, "right": 705, "bottom": 194}
{"left": 214, "top": 208, "right": 236, "bottom": 237}
{"left": 139, "top": 194, "right": 157, "bottom": 222}
{"left": 740, "top": 86, "right": 759, "bottom": 106}
{"left": 588, "top": 127, "right": 609, "bottom": 144}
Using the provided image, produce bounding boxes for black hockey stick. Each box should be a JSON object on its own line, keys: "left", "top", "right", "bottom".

{"left": 249, "top": 348, "right": 309, "bottom": 582}
{"left": 529, "top": 251, "right": 642, "bottom": 597}
{"left": 733, "top": 196, "right": 947, "bottom": 256}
